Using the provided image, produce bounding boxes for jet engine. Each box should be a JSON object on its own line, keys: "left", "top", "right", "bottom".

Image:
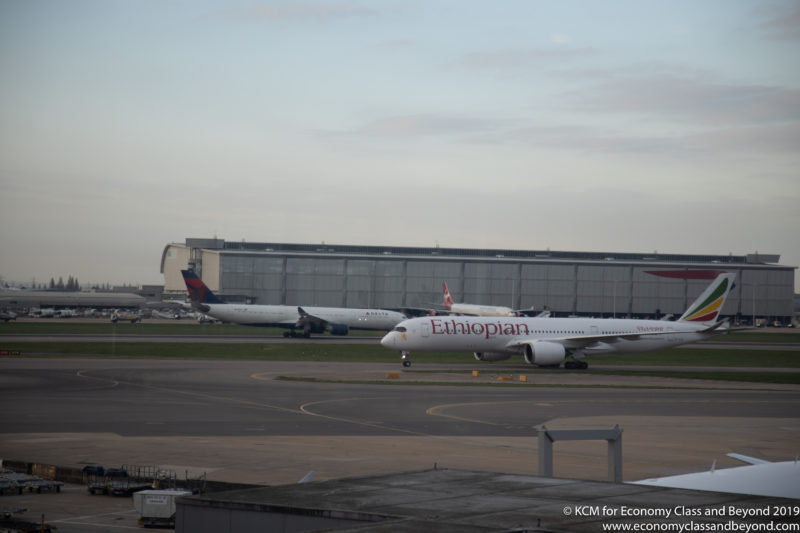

{"left": 473, "top": 352, "right": 512, "bottom": 362}
{"left": 523, "top": 342, "right": 566, "bottom": 366}
{"left": 328, "top": 323, "right": 349, "bottom": 336}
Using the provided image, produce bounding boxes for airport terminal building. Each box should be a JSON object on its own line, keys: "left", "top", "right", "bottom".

{"left": 161, "top": 238, "right": 796, "bottom": 324}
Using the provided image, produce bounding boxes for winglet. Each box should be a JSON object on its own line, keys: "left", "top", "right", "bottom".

{"left": 181, "top": 270, "right": 226, "bottom": 305}
{"left": 678, "top": 273, "right": 736, "bottom": 323}
{"left": 443, "top": 282, "right": 454, "bottom": 310}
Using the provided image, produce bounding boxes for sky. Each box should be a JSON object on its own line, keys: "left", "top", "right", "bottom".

{"left": 1, "top": 0, "right": 799, "bottom": 290}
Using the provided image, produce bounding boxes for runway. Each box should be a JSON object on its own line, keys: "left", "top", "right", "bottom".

{"left": 1, "top": 357, "right": 798, "bottom": 488}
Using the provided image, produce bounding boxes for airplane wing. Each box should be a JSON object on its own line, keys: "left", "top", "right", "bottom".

{"left": 296, "top": 306, "right": 328, "bottom": 330}
{"left": 394, "top": 306, "right": 468, "bottom": 317}
{"left": 295, "top": 307, "right": 350, "bottom": 335}
{"left": 631, "top": 455, "right": 800, "bottom": 499}
{"left": 514, "top": 309, "right": 549, "bottom": 317}
{"left": 505, "top": 322, "right": 726, "bottom": 353}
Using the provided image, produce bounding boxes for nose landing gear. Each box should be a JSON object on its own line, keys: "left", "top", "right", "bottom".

{"left": 401, "top": 351, "right": 411, "bottom": 368}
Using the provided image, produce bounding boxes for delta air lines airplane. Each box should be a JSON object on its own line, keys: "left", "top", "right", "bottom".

{"left": 182, "top": 270, "right": 406, "bottom": 337}
{"left": 381, "top": 273, "right": 736, "bottom": 368}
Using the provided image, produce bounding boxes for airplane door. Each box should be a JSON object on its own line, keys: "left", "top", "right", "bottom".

{"left": 421, "top": 323, "right": 431, "bottom": 338}
{"left": 590, "top": 326, "right": 599, "bottom": 335}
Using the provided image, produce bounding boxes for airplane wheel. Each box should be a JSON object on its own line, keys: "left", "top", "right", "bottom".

{"left": 402, "top": 360, "right": 411, "bottom": 368}
{"left": 565, "top": 361, "right": 588, "bottom": 370}
{"left": 283, "top": 331, "right": 291, "bottom": 338}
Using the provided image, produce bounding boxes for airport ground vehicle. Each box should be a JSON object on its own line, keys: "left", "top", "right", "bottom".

{"left": 134, "top": 489, "right": 193, "bottom": 528}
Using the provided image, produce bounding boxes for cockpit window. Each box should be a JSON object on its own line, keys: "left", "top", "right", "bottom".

{"left": 394, "top": 326, "right": 407, "bottom": 332}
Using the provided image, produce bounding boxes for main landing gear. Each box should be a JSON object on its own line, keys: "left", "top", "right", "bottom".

{"left": 564, "top": 360, "right": 588, "bottom": 370}
{"left": 283, "top": 329, "right": 311, "bottom": 338}
{"left": 401, "top": 351, "right": 411, "bottom": 368}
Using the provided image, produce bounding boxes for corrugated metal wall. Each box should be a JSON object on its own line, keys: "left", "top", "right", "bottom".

{"left": 201, "top": 250, "right": 793, "bottom": 319}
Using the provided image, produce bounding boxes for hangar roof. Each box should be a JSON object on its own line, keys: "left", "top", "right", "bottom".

{"left": 182, "top": 238, "right": 785, "bottom": 267}
{"left": 178, "top": 468, "right": 794, "bottom": 532}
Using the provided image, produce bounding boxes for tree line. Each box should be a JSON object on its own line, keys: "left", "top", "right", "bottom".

{"left": 49, "top": 276, "right": 81, "bottom": 291}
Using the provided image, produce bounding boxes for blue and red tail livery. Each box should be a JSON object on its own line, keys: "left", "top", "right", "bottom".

{"left": 181, "top": 270, "right": 226, "bottom": 304}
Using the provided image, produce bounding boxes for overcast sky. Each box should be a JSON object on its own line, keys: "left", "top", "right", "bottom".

{"left": 1, "top": 0, "right": 798, "bottom": 290}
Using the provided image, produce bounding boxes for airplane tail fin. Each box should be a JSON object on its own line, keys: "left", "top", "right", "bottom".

{"left": 678, "top": 273, "right": 736, "bottom": 323}
{"left": 442, "top": 282, "right": 454, "bottom": 310}
{"left": 181, "top": 270, "right": 226, "bottom": 305}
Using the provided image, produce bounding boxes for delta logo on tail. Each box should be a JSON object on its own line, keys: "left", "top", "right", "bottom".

{"left": 181, "top": 270, "right": 225, "bottom": 305}
{"left": 678, "top": 274, "right": 734, "bottom": 323}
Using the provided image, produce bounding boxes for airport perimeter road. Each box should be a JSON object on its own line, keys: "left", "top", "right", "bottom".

{"left": 1, "top": 358, "right": 798, "bottom": 487}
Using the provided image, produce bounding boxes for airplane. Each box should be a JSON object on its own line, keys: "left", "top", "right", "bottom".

{"left": 441, "top": 282, "right": 541, "bottom": 317}
{"left": 632, "top": 453, "right": 800, "bottom": 499}
{"left": 381, "top": 273, "right": 736, "bottom": 368}
{"left": 181, "top": 270, "right": 407, "bottom": 337}
{"left": 442, "top": 282, "right": 516, "bottom": 316}
{"left": 111, "top": 309, "right": 142, "bottom": 323}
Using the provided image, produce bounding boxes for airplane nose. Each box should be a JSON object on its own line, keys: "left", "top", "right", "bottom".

{"left": 380, "top": 332, "right": 394, "bottom": 347}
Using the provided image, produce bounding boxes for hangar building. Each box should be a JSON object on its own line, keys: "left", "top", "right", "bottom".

{"left": 161, "top": 238, "right": 795, "bottom": 323}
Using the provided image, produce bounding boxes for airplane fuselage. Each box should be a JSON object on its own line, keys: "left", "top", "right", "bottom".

{"left": 205, "top": 303, "right": 406, "bottom": 331}
{"left": 381, "top": 316, "right": 714, "bottom": 356}
{"left": 448, "top": 303, "right": 514, "bottom": 317}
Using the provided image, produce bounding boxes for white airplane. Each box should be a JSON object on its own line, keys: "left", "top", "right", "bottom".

{"left": 181, "top": 270, "right": 406, "bottom": 337}
{"left": 632, "top": 453, "right": 800, "bottom": 499}
{"left": 442, "top": 282, "right": 516, "bottom": 316}
{"left": 381, "top": 273, "right": 736, "bottom": 368}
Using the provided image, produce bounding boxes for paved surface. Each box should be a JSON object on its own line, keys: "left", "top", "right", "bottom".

{"left": 178, "top": 469, "right": 799, "bottom": 533}
{"left": 4, "top": 332, "right": 799, "bottom": 351}
{"left": 0, "top": 481, "right": 140, "bottom": 532}
{"left": 1, "top": 357, "right": 798, "bottom": 532}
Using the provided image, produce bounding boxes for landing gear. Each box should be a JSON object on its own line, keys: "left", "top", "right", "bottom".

{"left": 401, "top": 352, "right": 411, "bottom": 368}
{"left": 283, "top": 330, "right": 311, "bottom": 338}
{"left": 564, "top": 360, "right": 588, "bottom": 370}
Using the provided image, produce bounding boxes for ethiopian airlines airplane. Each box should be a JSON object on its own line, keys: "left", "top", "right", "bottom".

{"left": 181, "top": 270, "right": 406, "bottom": 337}
{"left": 382, "top": 273, "right": 735, "bottom": 368}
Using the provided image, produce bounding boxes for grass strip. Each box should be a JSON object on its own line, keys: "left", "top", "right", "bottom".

{"left": 586, "top": 348, "right": 800, "bottom": 367}
{"left": 4, "top": 342, "right": 797, "bottom": 367}
{"left": 580, "top": 369, "right": 800, "bottom": 384}
{"left": 0, "top": 322, "right": 383, "bottom": 337}
{"left": 2, "top": 323, "right": 798, "bottom": 343}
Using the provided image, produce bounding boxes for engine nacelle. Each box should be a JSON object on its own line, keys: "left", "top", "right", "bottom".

{"left": 523, "top": 342, "right": 566, "bottom": 366}
{"left": 473, "top": 352, "right": 512, "bottom": 362}
{"left": 328, "top": 323, "right": 349, "bottom": 336}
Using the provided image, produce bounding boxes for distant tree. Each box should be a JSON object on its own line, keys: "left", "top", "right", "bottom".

{"left": 56, "top": 277, "right": 64, "bottom": 289}
{"left": 49, "top": 278, "right": 56, "bottom": 289}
